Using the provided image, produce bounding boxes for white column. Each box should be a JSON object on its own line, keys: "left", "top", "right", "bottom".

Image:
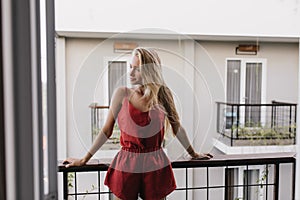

{"left": 183, "top": 39, "right": 195, "bottom": 200}
{"left": 56, "top": 37, "right": 67, "bottom": 160}
{"left": 2, "top": 0, "right": 16, "bottom": 198}
{"left": 56, "top": 37, "right": 67, "bottom": 200}
{"left": 182, "top": 39, "right": 195, "bottom": 145}
{"left": 3, "top": 0, "right": 45, "bottom": 198}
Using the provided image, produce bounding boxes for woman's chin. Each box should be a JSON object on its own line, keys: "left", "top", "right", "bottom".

{"left": 130, "top": 81, "right": 141, "bottom": 85}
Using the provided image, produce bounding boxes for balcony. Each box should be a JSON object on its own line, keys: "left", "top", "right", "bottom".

{"left": 90, "top": 104, "right": 120, "bottom": 150}
{"left": 216, "top": 101, "right": 297, "bottom": 147}
{"left": 58, "top": 152, "right": 296, "bottom": 200}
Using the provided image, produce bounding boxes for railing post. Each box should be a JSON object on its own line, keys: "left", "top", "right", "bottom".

{"left": 224, "top": 167, "right": 229, "bottom": 200}
{"left": 91, "top": 106, "right": 93, "bottom": 143}
{"left": 236, "top": 105, "right": 240, "bottom": 139}
{"left": 266, "top": 164, "right": 269, "bottom": 200}
{"left": 216, "top": 103, "right": 220, "bottom": 133}
{"left": 63, "top": 172, "right": 68, "bottom": 200}
{"left": 231, "top": 105, "right": 234, "bottom": 146}
{"left": 206, "top": 167, "right": 209, "bottom": 200}
{"left": 97, "top": 171, "right": 100, "bottom": 200}
{"left": 186, "top": 168, "right": 188, "bottom": 200}
{"left": 274, "top": 105, "right": 277, "bottom": 129}
{"left": 292, "top": 161, "right": 296, "bottom": 200}
{"left": 289, "top": 105, "right": 292, "bottom": 135}
{"left": 294, "top": 105, "right": 297, "bottom": 144}
{"left": 274, "top": 163, "right": 280, "bottom": 200}
{"left": 246, "top": 165, "right": 249, "bottom": 200}
{"left": 271, "top": 103, "right": 274, "bottom": 129}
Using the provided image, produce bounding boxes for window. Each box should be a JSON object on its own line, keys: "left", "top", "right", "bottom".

{"left": 226, "top": 167, "right": 264, "bottom": 200}
{"left": 1, "top": 0, "right": 57, "bottom": 198}
{"left": 225, "top": 168, "right": 239, "bottom": 200}
{"left": 108, "top": 61, "right": 127, "bottom": 103}
{"left": 243, "top": 169, "right": 260, "bottom": 200}
{"left": 226, "top": 60, "right": 241, "bottom": 104}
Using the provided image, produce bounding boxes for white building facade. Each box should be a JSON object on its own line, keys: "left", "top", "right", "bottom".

{"left": 54, "top": 1, "right": 300, "bottom": 200}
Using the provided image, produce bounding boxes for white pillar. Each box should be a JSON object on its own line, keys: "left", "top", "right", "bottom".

{"left": 3, "top": 0, "right": 16, "bottom": 198}
{"left": 183, "top": 39, "right": 195, "bottom": 200}
{"left": 56, "top": 37, "right": 67, "bottom": 160}
{"left": 56, "top": 37, "right": 67, "bottom": 200}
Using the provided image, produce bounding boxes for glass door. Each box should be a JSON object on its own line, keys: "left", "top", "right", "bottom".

{"left": 226, "top": 59, "right": 266, "bottom": 129}
{"left": 244, "top": 62, "right": 262, "bottom": 127}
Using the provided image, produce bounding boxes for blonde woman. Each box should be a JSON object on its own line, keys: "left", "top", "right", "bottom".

{"left": 64, "top": 47, "right": 212, "bottom": 200}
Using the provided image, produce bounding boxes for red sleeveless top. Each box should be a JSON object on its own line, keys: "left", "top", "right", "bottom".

{"left": 104, "top": 93, "right": 176, "bottom": 200}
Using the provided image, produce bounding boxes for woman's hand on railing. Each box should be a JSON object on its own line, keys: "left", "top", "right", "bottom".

{"left": 63, "top": 158, "right": 87, "bottom": 168}
{"left": 190, "top": 152, "right": 213, "bottom": 160}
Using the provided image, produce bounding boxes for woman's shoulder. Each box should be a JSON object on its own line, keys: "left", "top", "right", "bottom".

{"left": 113, "top": 86, "right": 135, "bottom": 99}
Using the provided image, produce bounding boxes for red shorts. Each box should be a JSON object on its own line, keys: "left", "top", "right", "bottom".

{"left": 104, "top": 166, "right": 176, "bottom": 200}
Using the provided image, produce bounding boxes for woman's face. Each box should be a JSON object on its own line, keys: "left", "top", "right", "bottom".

{"left": 129, "top": 55, "right": 143, "bottom": 85}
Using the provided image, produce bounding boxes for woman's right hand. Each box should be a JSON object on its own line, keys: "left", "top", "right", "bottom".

{"left": 63, "top": 158, "right": 86, "bottom": 168}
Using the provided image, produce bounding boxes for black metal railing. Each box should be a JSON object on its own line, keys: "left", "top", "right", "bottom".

{"left": 216, "top": 101, "right": 297, "bottom": 146}
{"left": 58, "top": 152, "right": 296, "bottom": 200}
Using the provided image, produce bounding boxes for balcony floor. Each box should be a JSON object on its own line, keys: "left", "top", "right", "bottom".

{"left": 213, "top": 138, "right": 296, "bottom": 155}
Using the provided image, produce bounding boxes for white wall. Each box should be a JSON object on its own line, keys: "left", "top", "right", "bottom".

{"left": 55, "top": 0, "right": 300, "bottom": 37}
{"left": 198, "top": 41, "right": 299, "bottom": 103}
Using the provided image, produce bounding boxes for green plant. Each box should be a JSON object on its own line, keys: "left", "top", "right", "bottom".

{"left": 92, "top": 127, "right": 101, "bottom": 142}
{"left": 82, "top": 184, "right": 99, "bottom": 200}
{"left": 68, "top": 172, "right": 101, "bottom": 200}
{"left": 257, "top": 165, "right": 271, "bottom": 188}
{"left": 232, "top": 122, "right": 296, "bottom": 145}
{"left": 68, "top": 172, "right": 75, "bottom": 189}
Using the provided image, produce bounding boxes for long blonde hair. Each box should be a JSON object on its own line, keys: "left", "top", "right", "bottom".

{"left": 132, "top": 47, "right": 180, "bottom": 134}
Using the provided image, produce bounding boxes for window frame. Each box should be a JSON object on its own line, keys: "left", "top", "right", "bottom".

{"left": 1, "top": 0, "right": 57, "bottom": 199}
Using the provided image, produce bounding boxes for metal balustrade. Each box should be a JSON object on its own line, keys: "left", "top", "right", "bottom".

{"left": 58, "top": 152, "right": 296, "bottom": 200}
{"left": 216, "top": 101, "right": 297, "bottom": 146}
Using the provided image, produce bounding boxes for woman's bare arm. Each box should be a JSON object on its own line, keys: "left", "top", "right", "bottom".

{"left": 159, "top": 86, "right": 212, "bottom": 159}
{"left": 64, "top": 87, "right": 126, "bottom": 167}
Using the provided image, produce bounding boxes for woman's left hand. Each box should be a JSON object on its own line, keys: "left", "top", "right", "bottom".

{"left": 63, "top": 157, "right": 86, "bottom": 168}
{"left": 190, "top": 152, "right": 213, "bottom": 160}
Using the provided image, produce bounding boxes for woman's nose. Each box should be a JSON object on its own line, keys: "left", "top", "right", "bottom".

{"left": 130, "top": 68, "right": 134, "bottom": 76}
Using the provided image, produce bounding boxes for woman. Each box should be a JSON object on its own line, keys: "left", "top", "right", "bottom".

{"left": 64, "top": 47, "right": 213, "bottom": 200}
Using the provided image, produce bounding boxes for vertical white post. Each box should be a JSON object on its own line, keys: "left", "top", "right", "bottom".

{"left": 2, "top": 0, "right": 16, "bottom": 198}
{"left": 183, "top": 39, "right": 195, "bottom": 200}
{"left": 56, "top": 37, "right": 67, "bottom": 160}
{"left": 56, "top": 37, "right": 66, "bottom": 200}
{"left": 3, "top": 0, "right": 45, "bottom": 198}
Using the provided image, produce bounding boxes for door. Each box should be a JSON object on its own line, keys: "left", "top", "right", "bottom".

{"left": 244, "top": 62, "right": 262, "bottom": 126}
{"left": 226, "top": 59, "right": 266, "bottom": 128}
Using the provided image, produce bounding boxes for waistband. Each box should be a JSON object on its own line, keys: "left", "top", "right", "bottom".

{"left": 121, "top": 146, "right": 162, "bottom": 153}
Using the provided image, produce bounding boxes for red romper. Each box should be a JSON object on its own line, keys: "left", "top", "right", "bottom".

{"left": 104, "top": 95, "right": 176, "bottom": 200}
